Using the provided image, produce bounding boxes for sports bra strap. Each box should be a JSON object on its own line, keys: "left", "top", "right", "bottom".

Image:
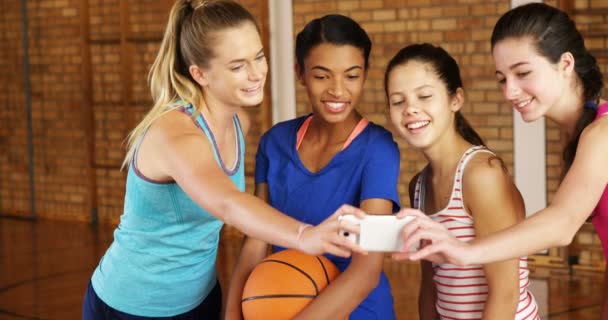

{"left": 296, "top": 115, "right": 369, "bottom": 151}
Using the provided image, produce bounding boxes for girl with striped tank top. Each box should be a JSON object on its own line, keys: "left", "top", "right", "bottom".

{"left": 393, "top": 3, "right": 607, "bottom": 319}
{"left": 385, "top": 44, "right": 539, "bottom": 319}
{"left": 82, "top": 1, "right": 366, "bottom": 319}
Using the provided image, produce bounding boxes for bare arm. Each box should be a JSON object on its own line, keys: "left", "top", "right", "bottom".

{"left": 293, "top": 198, "right": 392, "bottom": 319}
{"left": 399, "top": 120, "right": 608, "bottom": 265}
{"left": 224, "top": 183, "right": 270, "bottom": 320}
{"left": 468, "top": 121, "right": 608, "bottom": 263}
{"left": 464, "top": 156, "right": 522, "bottom": 320}
{"left": 142, "top": 111, "right": 364, "bottom": 257}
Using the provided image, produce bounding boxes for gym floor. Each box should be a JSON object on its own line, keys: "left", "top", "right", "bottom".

{"left": 0, "top": 217, "right": 601, "bottom": 319}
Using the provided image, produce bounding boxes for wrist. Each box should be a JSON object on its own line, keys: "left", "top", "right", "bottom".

{"left": 296, "top": 223, "right": 312, "bottom": 250}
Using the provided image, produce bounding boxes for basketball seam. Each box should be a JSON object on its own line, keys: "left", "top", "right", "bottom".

{"left": 241, "top": 294, "right": 316, "bottom": 302}
{"left": 254, "top": 259, "right": 319, "bottom": 295}
{"left": 316, "top": 256, "right": 331, "bottom": 287}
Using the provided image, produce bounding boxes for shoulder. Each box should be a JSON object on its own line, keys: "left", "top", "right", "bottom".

{"left": 575, "top": 116, "right": 608, "bottom": 170}
{"left": 462, "top": 151, "right": 510, "bottom": 191}
{"left": 366, "top": 121, "right": 395, "bottom": 139}
{"left": 257, "top": 115, "right": 308, "bottom": 151}
{"left": 363, "top": 122, "right": 399, "bottom": 152}
{"left": 462, "top": 150, "right": 515, "bottom": 205}
{"left": 581, "top": 114, "right": 608, "bottom": 146}
{"left": 150, "top": 108, "right": 201, "bottom": 141}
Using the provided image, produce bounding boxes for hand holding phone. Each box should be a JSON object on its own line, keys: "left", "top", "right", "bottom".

{"left": 338, "top": 214, "right": 417, "bottom": 252}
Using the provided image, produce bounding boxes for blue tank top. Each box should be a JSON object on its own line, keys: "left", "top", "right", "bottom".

{"left": 91, "top": 105, "right": 245, "bottom": 316}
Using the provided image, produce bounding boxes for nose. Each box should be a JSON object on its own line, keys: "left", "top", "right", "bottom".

{"left": 404, "top": 103, "right": 419, "bottom": 116}
{"left": 503, "top": 78, "right": 521, "bottom": 101}
{"left": 248, "top": 60, "right": 266, "bottom": 81}
{"left": 327, "top": 78, "right": 345, "bottom": 98}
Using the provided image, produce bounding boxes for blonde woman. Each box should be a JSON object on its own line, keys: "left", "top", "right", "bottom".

{"left": 82, "top": 1, "right": 364, "bottom": 319}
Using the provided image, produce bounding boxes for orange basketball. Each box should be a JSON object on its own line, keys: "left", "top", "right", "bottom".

{"left": 241, "top": 249, "right": 341, "bottom": 320}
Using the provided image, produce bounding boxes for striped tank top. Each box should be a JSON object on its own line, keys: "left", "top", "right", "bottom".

{"left": 413, "top": 146, "right": 540, "bottom": 320}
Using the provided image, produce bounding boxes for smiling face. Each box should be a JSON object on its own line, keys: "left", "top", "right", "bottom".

{"left": 195, "top": 21, "right": 268, "bottom": 109}
{"left": 387, "top": 60, "right": 462, "bottom": 150}
{"left": 298, "top": 43, "right": 366, "bottom": 123}
{"left": 493, "top": 37, "right": 569, "bottom": 122}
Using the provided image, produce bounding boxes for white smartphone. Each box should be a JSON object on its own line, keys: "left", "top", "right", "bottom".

{"left": 338, "top": 214, "right": 417, "bottom": 252}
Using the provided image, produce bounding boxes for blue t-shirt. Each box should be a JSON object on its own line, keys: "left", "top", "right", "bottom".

{"left": 255, "top": 115, "right": 401, "bottom": 320}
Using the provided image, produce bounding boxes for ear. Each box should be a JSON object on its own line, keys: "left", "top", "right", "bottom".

{"left": 189, "top": 65, "right": 209, "bottom": 87}
{"left": 558, "top": 51, "right": 575, "bottom": 77}
{"left": 295, "top": 63, "right": 306, "bottom": 86}
{"left": 450, "top": 87, "right": 465, "bottom": 112}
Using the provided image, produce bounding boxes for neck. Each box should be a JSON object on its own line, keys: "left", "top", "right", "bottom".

{"left": 545, "top": 84, "right": 585, "bottom": 138}
{"left": 200, "top": 94, "right": 240, "bottom": 133}
{"left": 307, "top": 112, "right": 362, "bottom": 145}
{"left": 424, "top": 135, "right": 472, "bottom": 178}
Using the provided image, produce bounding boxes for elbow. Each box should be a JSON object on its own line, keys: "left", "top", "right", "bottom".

{"left": 211, "top": 193, "right": 239, "bottom": 226}
{"left": 556, "top": 232, "right": 576, "bottom": 247}
{"left": 554, "top": 208, "right": 580, "bottom": 247}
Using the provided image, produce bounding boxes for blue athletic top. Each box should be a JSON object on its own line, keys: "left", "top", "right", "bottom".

{"left": 255, "top": 115, "right": 401, "bottom": 320}
{"left": 91, "top": 104, "right": 246, "bottom": 316}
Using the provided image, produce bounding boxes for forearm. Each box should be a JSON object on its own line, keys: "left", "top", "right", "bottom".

{"left": 225, "top": 238, "right": 268, "bottom": 320}
{"left": 471, "top": 206, "right": 578, "bottom": 265}
{"left": 293, "top": 253, "right": 384, "bottom": 319}
{"left": 219, "top": 191, "right": 302, "bottom": 249}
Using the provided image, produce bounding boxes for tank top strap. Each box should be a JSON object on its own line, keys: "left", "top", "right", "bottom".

{"left": 412, "top": 166, "right": 430, "bottom": 210}
{"left": 181, "top": 103, "right": 243, "bottom": 176}
{"left": 452, "top": 146, "right": 495, "bottom": 191}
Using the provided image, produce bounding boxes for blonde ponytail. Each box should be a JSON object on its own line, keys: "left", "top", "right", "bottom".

{"left": 122, "top": 0, "right": 257, "bottom": 169}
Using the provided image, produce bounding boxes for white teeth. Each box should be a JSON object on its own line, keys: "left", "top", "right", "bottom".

{"left": 516, "top": 98, "right": 532, "bottom": 108}
{"left": 326, "top": 102, "right": 346, "bottom": 110}
{"left": 243, "top": 85, "right": 260, "bottom": 92}
{"left": 407, "top": 121, "right": 429, "bottom": 129}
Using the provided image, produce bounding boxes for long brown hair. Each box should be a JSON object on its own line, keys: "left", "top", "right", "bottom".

{"left": 491, "top": 3, "right": 604, "bottom": 170}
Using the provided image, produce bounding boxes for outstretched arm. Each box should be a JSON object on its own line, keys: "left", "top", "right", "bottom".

{"left": 397, "top": 121, "right": 608, "bottom": 265}
{"left": 143, "top": 110, "right": 365, "bottom": 257}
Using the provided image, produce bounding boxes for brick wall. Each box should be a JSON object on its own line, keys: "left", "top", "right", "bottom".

{"left": 293, "top": 0, "right": 513, "bottom": 206}
{"left": 0, "top": 0, "right": 268, "bottom": 223}
{"left": 1, "top": 1, "right": 606, "bottom": 271}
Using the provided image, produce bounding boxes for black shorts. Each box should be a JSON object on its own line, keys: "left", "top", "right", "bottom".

{"left": 82, "top": 280, "right": 221, "bottom": 320}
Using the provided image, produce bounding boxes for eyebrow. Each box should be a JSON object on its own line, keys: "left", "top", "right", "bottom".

{"left": 389, "top": 84, "right": 434, "bottom": 98}
{"left": 227, "top": 48, "right": 264, "bottom": 64}
{"left": 414, "top": 84, "right": 434, "bottom": 90}
{"left": 495, "top": 61, "right": 530, "bottom": 75}
{"left": 310, "top": 65, "right": 363, "bottom": 72}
